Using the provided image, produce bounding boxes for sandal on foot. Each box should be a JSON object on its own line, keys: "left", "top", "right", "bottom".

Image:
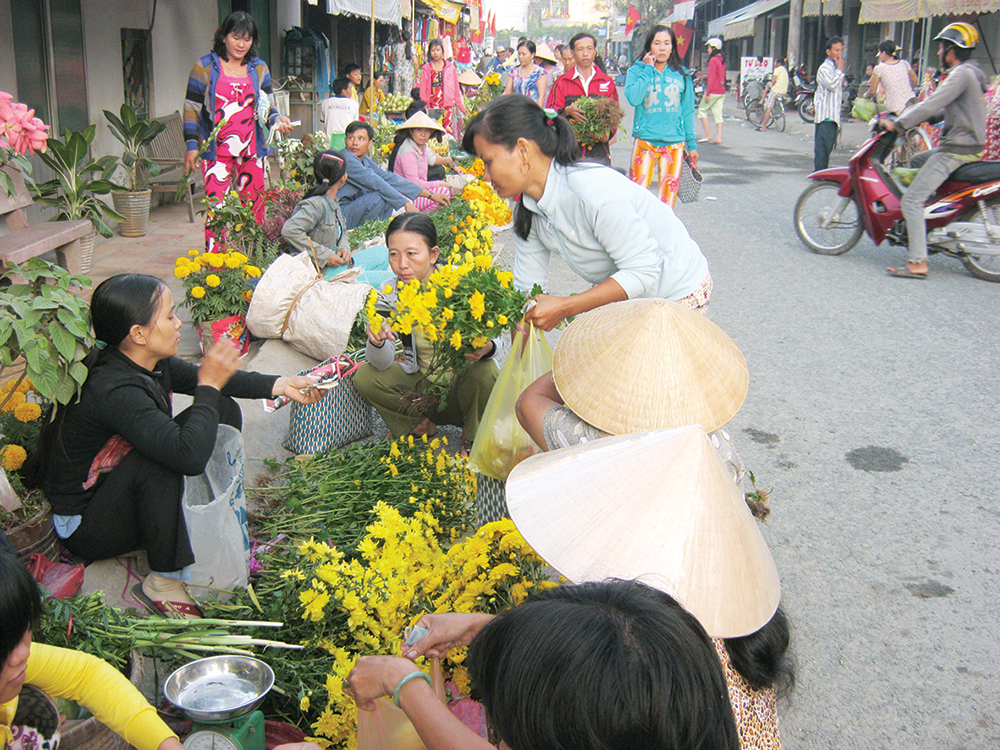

{"left": 696, "top": 137, "right": 712, "bottom": 143}
{"left": 132, "top": 582, "right": 203, "bottom": 619}
{"left": 756, "top": 126, "right": 767, "bottom": 132}
{"left": 887, "top": 264, "right": 928, "bottom": 279}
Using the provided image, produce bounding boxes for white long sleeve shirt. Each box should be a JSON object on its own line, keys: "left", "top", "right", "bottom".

{"left": 814, "top": 57, "right": 845, "bottom": 125}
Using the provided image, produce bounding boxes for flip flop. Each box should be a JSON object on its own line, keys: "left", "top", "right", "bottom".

{"left": 756, "top": 126, "right": 767, "bottom": 132}
{"left": 696, "top": 137, "right": 712, "bottom": 143}
{"left": 132, "top": 583, "right": 203, "bottom": 619}
{"left": 887, "top": 264, "right": 928, "bottom": 279}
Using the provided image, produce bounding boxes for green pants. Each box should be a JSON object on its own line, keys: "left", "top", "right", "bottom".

{"left": 353, "top": 360, "right": 498, "bottom": 441}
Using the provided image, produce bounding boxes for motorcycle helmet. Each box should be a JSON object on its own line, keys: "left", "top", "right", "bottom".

{"left": 933, "top": 22, "right": 978, "bottom": 50}
{"left": 706, "top": 37, "right": 723, "bottom": 51}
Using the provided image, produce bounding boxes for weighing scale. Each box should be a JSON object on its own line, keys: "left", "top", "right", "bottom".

{"left": 163, "top": 655, "right": 274, "bottom": 750}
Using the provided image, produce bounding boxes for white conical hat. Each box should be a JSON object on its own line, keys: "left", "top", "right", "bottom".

{"left": 552, "top": 298, "right": 749, "bottom": 435}
{"left": 506, "top": 425, "right": 780, "bottom": 638}
{"left": 396, "top": 110, "right": 445, "bottom": 132}
{"left": 457, "top": 69, "right": 483, "bottom": 85}
{"left": 534, "top": 43, "right": 558, "bottom": 63}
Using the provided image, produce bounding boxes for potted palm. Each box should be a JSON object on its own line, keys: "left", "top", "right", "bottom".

{"left": 34, "top": 125, "right": 123, "bottom": 273}
{"left": 103, "top": 103, "right": 166, "bottom": 237}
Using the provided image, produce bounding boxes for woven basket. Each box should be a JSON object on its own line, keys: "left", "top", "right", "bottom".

{"left": 59, "top": 650, "right": 151, "bottom": 750}
{"left": 475, "top": 472, "right": 509, "bottom": 527}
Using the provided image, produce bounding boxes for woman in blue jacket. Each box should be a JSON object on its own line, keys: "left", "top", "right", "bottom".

{"left": 624, "top": 25, "right": 698, "bottom": 207}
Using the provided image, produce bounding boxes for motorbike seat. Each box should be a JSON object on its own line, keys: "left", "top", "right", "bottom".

{"left": 950, "top": 160, "right": 1000, "bottom": 184}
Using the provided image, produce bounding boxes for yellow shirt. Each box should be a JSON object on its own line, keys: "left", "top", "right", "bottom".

{"left": 359, "top": 86, "right": 386, "bottom": 116}
{"left": 1, "top": 643, "right": 176, "bottom": 750}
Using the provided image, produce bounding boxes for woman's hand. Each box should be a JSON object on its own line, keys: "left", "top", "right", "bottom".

{"left": 642, "top": 52, "right": 655, "bottom": 65}
{"left": 197, "top": 338, "right": 241, "bottom": 390}
{"left": 275, "top": 116, "right": 294, "bottom": 134}
{"left": 464, "top": 342, "right": 494, "bottom": 362}
{"left": 430, "top": 191, "right": 452, "bottom": 206}
{"left": 688, "top": 148, "right": 699, "bottom": 169}
{"left": 345, "top": 655, "right": 419, "bottom": 711}
{"left": 439, "top": 155, "right": 455, "bottom": 168}
{"left": 402, "top": 613, "right": 495, "bottom": 659}
{"left": 404, "top": 200, "right": 418, "bottom": 213}
{"left": 368, "top": 322, "right": 396, "bottom": 346}
{"left": 327, "top": 247, "right": 352, "bottom": 267}
{"left": 273, "top": 376, "right": 326, "bottom": 405}
{"left": 184, "top": 150, "right": 200, "bottom": 175}
{"left": 524, "top": 294, "right": 570, "bottom": 331}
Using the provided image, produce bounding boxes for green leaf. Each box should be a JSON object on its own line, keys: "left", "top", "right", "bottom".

{"left": 50, "top": 324, "right": 77, "bottom": 360}
{"left": 53, "top": 376, "right": 78, "bottom": 406}
{"left": 69, "top": 361, "right": 88, "bottom": 385}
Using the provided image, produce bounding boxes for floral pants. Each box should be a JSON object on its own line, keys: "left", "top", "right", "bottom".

{"left": 201, "top": 154, "right": 266, "bottom": 250}
{"left": 629, "top": 139, "right": 685, "bottom": 208}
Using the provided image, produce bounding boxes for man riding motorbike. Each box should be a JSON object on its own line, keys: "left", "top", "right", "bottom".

{"left": 882, "top": 22, "right": 989, "bottom": 279}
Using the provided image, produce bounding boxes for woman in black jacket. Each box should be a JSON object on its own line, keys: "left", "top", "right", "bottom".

{"left": 29, "top": 274, "right": 322, "bottom": 617}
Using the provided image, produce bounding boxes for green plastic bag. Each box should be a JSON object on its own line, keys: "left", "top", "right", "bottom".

{"left": 851, "top": 97, "right": 878, "bottom": 122}
{"left": 469, "top": 324, "right": 553, "bottom": 481}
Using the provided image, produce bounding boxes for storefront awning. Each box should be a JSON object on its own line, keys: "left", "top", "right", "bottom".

{"left": 723, "top": 0, "right": 791, "bottom": 39}
{"left": 920, "top": 0, "right": 1000, "bottom": 13}
{"left": 803, "top": 0, "right": 844, "bottom": 17}
{"left": 327, "top": 0, "right": 401, "bottom": 25}
{"left": 707, "top": 7, "right": 748, "bottom": 37}
{"left": 860, "top": 0, "right": 1000, "bottom": 22}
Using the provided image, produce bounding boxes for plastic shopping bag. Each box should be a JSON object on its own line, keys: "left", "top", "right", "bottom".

{"left": 182, "top": 425, "right": 250, "bottom": 596}
{"left": 357, "top": 659, "right": 446, "bottom": 750}
{"left": 469, "top": 324, "right": 553, "bottom": 481}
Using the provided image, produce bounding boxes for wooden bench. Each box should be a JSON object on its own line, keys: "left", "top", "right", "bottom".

{"left": 0, "top": 168, "right": 90, "bottom": 274}
{"left": 144, "top": 111, "right": 203, "bottom": 223}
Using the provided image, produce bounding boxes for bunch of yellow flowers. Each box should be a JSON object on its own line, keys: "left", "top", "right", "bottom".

{"left": 172, "top": 249, "right": 262, "bottom": 324}
{"left": 462, "top": 179, "right": 512, "bottom": 228}
{"left": 0, "top": 378, "right": 46, "bottom": 472}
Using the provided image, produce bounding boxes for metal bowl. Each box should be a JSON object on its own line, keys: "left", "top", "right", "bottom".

{"left": 164, "top": 655, "right": 274, "bottom": 723}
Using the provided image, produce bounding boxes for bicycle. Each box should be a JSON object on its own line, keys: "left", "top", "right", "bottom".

{"left": 884, "top": 125, "right": 932, "bottom": 170}
{"left": 741, "top": 76, "right": 767, "bottom": 113}
{"left": 747, "top": 94, "right": 786, "bottom": 132}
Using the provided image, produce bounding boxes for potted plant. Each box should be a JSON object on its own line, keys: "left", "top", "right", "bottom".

{"left": 34, "top": 125, "right": 123, "bottom": 273}
{"left": 103, "top": 103, "right": 166, "bottom": 237}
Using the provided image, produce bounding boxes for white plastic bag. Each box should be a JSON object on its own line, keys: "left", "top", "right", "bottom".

{"left": 183, "top": 426, "right": 249, "bottom": 596}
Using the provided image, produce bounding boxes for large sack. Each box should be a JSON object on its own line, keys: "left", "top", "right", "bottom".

{"left": 246, "top": 253, "right": 319, "bottom": 339}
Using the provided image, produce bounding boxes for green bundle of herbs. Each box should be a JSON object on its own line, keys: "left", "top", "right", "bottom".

{"left": 571, "top": 96, "right": 625, "bottom": 148}
{"left": 348, "top": 218, "right": 391, "bottom": 250}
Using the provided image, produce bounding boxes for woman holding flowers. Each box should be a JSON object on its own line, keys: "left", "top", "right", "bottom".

{"left": 419, "top": 39, "right": 466, "bottom": 138}
{"left": 25, "top": 274, "right": 323, "bottom": 618}
{"left": 353, "top": 213, "right": 499, "bottom": 448}
{"left": 625, "top": 25, "right": 698, "bottom": 207}
{"left": 463, "top": 94, "right": 711, "bottom": 331}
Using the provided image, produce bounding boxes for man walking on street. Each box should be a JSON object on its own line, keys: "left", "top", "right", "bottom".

{"left": 814, "top": 37, "right": 845, "bottom": 171}
{"left": 548, "top": 32, "right": 620, "bottom": 165}
{"left": 883, "top": 23, "right": 988, "bottom": 279}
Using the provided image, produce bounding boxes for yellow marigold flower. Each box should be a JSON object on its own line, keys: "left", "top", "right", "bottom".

{"left": 449, "top": 330, "right": 462, "bottom": 349}
{"left": 205, "top": 274, "right": 221, "bottom": 288}
{"left": 0, "top": 444, "right": 27, "bottom": 471}
{"left": 469, "top": 290, "right": 486, "bottom": 321}
{"left": 173, "top": 266, "right": 191, "bottom": 279}
{"left": 224, "top": 254, "right": 242, "bottom": 269}
{"left": 243, "top": 265, "right": 262, "bottom": 278}
{"left": 191, "top": 286, "right": 206, "bottom": 299}
{"left": 14, "top": 402, "right": 41, "bottom": 422}
{"left": 187, "top": 248, "right": 200, "bottom": 256}
{"left": 175, "top": 257, "right": 189, "bottom": 266}
{"left": 498, "top": 314, "right": 508, "bottom": 325}
{"left": 472, "top": 335, "right": 488, "bottom": 349}
{"left": 1, "top": 392, "right": 25, "bottom": 412}
{"left": 207, "top": 254, "right": 225, "bottom": 268}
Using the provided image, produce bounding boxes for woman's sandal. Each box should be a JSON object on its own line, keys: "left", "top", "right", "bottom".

{"left": 132, "top": 583, "right": 203, "bottom": 619}
{"left": 887, "top": 264, "right": 928, "bottom": 279}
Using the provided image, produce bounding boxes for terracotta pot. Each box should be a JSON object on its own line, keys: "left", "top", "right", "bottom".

{"left": 112, "top": 189, "right": 152, "bottom": 237}
{"left": 5, "top": 497, "right": 58, "bottom": 562}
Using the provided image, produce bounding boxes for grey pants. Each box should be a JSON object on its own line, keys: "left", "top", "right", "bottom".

{"left": 901, "top": 148, "right": 966, "bottom": 263}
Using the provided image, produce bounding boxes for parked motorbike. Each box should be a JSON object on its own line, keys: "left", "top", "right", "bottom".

{"left": 690, "top": 68, "right": 705, "bottom": 107}
{"left": 793, "top": 127, "right": 1000, "bottom": 281}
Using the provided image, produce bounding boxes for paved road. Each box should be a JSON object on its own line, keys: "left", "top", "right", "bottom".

{"left": 503, "top": 104, "right": 1000, "bottom": 748}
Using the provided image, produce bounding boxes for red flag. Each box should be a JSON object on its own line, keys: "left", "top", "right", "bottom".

{"left": 472, "top": 18, "right": 485, "bottom": 44}
{"left": 489, "top": 11, "right": 496, "bottom": 37}
{"left": 625, "top": 5, "right": 641, "bottom": 36}
{"left": 673, "top": 22, "right": 693, "bottom": 59}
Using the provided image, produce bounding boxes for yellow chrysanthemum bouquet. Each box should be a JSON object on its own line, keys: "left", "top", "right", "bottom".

{"left": 0, "top": 377, "right": 46, "bottom": 474}
{"left": 365, "top": 253, "right": 525, "bottom": 409}
{"left": 173, "top": 248, "right": 261, "bottom": 324}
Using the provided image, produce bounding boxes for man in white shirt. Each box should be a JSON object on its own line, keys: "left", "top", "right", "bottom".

{"left": 814, "top": 37, "right": 845, "bottom": 171}
{"left": 318, "top": 78, "right": 360, "bottom": 147}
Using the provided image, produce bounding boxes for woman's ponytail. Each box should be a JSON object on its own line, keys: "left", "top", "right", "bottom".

{"left": 305, "top": 150, "right": 349, "bottom": 199}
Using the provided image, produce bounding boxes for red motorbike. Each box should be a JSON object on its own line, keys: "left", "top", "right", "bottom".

{"left": 793, "top": 128, "right": 1000, "bottom": 281}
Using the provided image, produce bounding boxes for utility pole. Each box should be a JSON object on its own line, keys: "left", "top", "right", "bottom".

{"left": 788, "top": 0, "right": 802, "bottom": 69}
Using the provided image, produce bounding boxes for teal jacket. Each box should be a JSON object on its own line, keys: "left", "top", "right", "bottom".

{"left": 625, "top": 63, "right": 696, "bottom": 151}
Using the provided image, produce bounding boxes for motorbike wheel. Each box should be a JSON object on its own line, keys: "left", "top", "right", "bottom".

{"left": 794, "top": 181, "right": 864, "bottom": 255}
{"left": 799, "top": 96, "right": 816, "bottom": 123}
{"left": 959, "top": 198, "right": 1000, "bottom": 283}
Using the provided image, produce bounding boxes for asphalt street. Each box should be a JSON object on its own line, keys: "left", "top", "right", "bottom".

{"left": 497, "top": 103, "right": 1000, "bottom": 749}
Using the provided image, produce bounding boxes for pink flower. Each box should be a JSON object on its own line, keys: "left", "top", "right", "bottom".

{"left": 0, "top": 91, "right": 49, "bottom": 155}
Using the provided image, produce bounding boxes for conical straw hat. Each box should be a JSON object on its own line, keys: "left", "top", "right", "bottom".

{"left": 506, "top": 426, "right": 780, "bottom": 638}
{"left": 552, "top": 298, "right": 748, "bottom": 435}
{"left": 457, "top": 69, "right": 483, "bottom": 85}
{"left": 396, "top": 111, "right": 445, "bottom": 132}
{"left": 534, "top": 43, "right": 558, "bottom": 63}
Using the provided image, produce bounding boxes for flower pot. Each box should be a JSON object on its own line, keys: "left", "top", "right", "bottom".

{"left": 78, "top": 230, "right": 97, "bottom": 275}
{"left": 5, "top": 497, "right": 59, "bottom": 562}
{"left": 112, "top": 188, "right": 152, "bottom": 238}
{"left": 196, "top": 314, "right": 251, "bottom": 355}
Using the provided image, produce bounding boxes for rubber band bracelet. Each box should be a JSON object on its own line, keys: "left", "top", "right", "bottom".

{"left": 393, "top": 671, "right": 433, "bottom": 708}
